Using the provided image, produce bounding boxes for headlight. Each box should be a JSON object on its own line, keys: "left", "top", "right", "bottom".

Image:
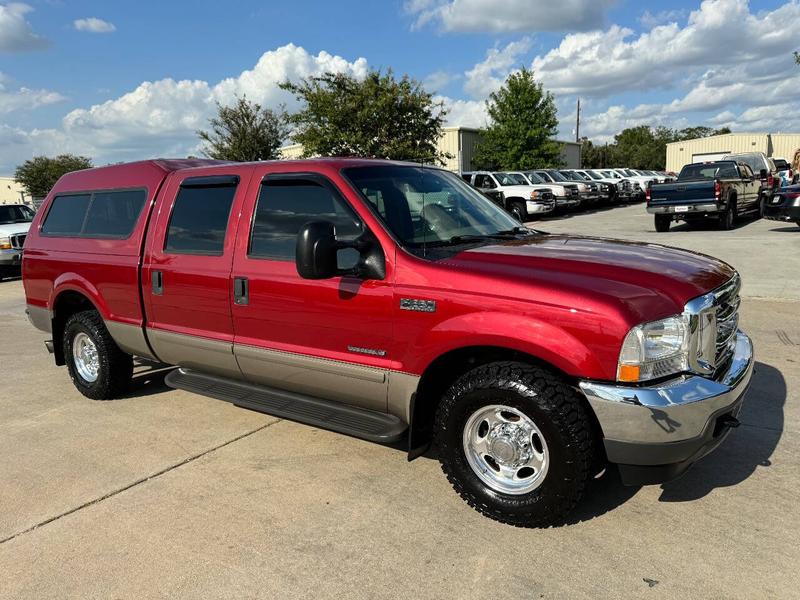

{"left": 0, "top": 236, "right": 10, "bottom": 250}
{"left": 530, "top": 190, "right": 541, "bottom": 200}
{"left": 617, "top": 315, "right": 689, "bottom": 382}
{"left": 600, "top": 184, "right": 609, "bottom": 191}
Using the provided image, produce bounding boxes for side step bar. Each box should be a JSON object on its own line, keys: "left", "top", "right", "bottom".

{"left": 165, "top": 368, "right": 407, "bottom": 443}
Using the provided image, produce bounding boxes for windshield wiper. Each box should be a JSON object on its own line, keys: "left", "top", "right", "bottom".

{"left": 446, "top": 229, "right": 530, "bottom": 245}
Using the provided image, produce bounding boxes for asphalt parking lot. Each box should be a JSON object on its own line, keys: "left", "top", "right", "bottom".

{"left": 1, "top": 202, "right": 798, "bottom": 599}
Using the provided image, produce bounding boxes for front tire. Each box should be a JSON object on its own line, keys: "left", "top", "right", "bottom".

{"left": 435, "top": 361, "right": 595, "bottom": 527}
{"left": 509, "top": 200, "right": 527, "bottom": 222}
{"left": 63, "top": 310, "right": 133, "bottom": 400}
{"left": 654, "top": 214, "right": 671, "bottom": 232}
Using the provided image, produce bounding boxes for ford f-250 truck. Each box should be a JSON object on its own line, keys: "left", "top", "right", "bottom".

{"left": 22, "top": 158, "right": 753, "bottom": 527}
{"left": 647, "top": 160, "right": 763, "bottom": 232}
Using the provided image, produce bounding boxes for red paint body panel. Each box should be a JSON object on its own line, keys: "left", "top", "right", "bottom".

{"left": 22, "top": 158, "right": 737, "bottom": 385}
{"left": 230, "top": 164, "right": 396, "bottom": 370}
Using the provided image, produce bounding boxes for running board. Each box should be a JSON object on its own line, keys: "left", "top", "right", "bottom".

{"left": 165, "top": 368, "right": 407, "bottom": 443}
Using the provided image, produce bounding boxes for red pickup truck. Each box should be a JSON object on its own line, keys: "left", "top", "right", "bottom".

{"left": 23, "top": 158, "right": 753, "bottom": 527}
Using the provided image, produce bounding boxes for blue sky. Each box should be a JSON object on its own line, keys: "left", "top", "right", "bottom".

{"left": 0, "top": 0, "right": 798, "bottom": 171}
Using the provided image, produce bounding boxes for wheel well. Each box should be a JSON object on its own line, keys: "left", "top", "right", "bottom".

{"left": 506, "top": 196, "right": 526, "bottom": 207}
{"left": 408, "top": 346, "right": 601, "bottom": 459}
{"left": 51, "top": 291, "right": 97, "bottom": 365}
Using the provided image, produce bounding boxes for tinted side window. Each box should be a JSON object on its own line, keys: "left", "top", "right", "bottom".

{"left": 717, "top": 165, "right": 738, "bottom": 179}
{"left": 83, "top": 190, "right": 146, "bottom": 237}
{"left": 41, "top": 194, "right": 92, "bottom": 235}
{"left": 165, "top": 182, "right": 237, "bottom": 255}
{"left": 250, "top": 178, "right": 362, "bottom": 261}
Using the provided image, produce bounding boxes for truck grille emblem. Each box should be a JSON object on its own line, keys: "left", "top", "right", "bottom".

{"left": 400, "top": 298, "right": 437, "bottom": 313}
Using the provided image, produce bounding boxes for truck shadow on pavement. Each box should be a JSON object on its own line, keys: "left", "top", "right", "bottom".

{"left": 122, "top": 358, "right": 174, "bottom": 399}
{"left": 657, "top": 361, "right": 785, "bottom": 502}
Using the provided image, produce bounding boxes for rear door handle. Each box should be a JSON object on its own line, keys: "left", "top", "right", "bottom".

{"left": 234, "top": 277, "right": 249, "bottom": 305}
{"left": 152, "top": 270, "right": 163, "bottom": 295}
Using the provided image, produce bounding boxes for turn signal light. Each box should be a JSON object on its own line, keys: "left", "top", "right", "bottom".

{"left": 617, "top": 364, "right": 641, "bottom": 383}
{"left": 714, "top": 180, "right": 721, "bottom": 199}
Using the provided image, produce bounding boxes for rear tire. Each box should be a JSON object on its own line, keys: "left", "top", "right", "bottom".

{"left": 718, "top": 203, "right": 735, "bottom": 230}
{"left": 509, "top": 200, "right": 526, "bottom": 222}
{"left": 654, "top": 215, "right": 671, "bottom": 232}
{"left": 435, "top": 361, "right": 595, "bottom": 527}
{"left": 63, "top": 310, "right": 133, "bottom": 400}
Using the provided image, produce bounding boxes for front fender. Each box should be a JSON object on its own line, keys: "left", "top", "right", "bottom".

{"left": 407, "top": 311, "right": 609, "bottom": 380}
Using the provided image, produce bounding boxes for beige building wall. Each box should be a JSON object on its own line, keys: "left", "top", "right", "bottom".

{"left": 0, "top": 177, "right": 27, "bottom": 205}
{"left": 665, "top": 132, "right": 800, "bottom": 172}
{"left": 279, "top": 127, "right": 580, "bottom": 172}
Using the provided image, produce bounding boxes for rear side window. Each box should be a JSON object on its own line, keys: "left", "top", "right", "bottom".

{"left": 165, "top": 177, "right": 239, "bottom": 255}
{"left": 41, "top": 190, "right": 146, "bottom": 237}
{"left": 83, "top": 190, "right": 146, "bottom": 237}
{"left": 41, "top": 194, "right": 92, "bottom": 235}
{"left": 249, "top": 177, "right": 362, "bottom": 261}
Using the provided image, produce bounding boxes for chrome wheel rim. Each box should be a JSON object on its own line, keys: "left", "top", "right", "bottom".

{"left": 72, "top": 332, "right": 99, "bottom": 383}
{"left": 462, "top": 404, "right": 549, "bottom": 495}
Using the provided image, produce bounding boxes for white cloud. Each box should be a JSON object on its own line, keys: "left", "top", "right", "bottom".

{"left": 463, "top": 38, "right": 531, "bottom": 98}
{"left": 0, "top": 77, "right": 64, "bottom": 113}
{"left": 0, "top": 2, "right": 47, "bottom": 52}
{"left": 406, "top": 0, "right": 615, "bottom": 32}
{"left": 638, "top": 9, "right": 688, "bottom": 29}
{"left": 532, "top": 0, "right": 800, "bottom": 98}
{"left": 438, "top": 96, "right": 487, "bottom": 128}
{"left": 74, "top": 18, "right": 116, "bottom": 34}
{"left": 0, "top": 44, "right": 368, "bottom": 170}
{"left": 423, "top": 70, "right": 459, "bottom": 93}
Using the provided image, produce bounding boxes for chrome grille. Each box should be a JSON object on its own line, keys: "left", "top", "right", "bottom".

{"left": 713, "top": 274, "right": 741, "bottom": 367}
{"left": 10, "top": 233, "right": 26, "bottom": 249}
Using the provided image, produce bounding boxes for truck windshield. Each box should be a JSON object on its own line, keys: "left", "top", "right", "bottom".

{"left": 523, "top": 172, "right": 545, "bottom": 184}
{"left": 0, "top": 205, "right": 34, "bottom": 224}
{"left": 585, "top": 171, "right": 603, "bottom": 180}
{"left": 343, "top": 165, "right": 527, "bottom": 251}
{"left": 546, "top": 171, "right": 569, "bottom": 182}
{"left": 494, "top": 172, "right": 528, "bottom": 186}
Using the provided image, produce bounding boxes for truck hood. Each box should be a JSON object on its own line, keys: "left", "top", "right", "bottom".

{"left": 0, "top": 221, "right": 31, "bottom": 237}
{"left": 442, "top": 234, "right": 735, "bottom": 321}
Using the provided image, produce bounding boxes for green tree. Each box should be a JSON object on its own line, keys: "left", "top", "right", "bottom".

{"left": 197, "top": 96, "right": 289, "bottom": 161}
{"left": 795, "top": 51, "right": 799, "bottom": 64}
{"left": 580, "top": 138, "right": 612, "bottom": 168}
{"left": 280, "top": 69, "right": 448, "bottom": 163}
{"left": 14, "top": 154, "right": 93, "bottom": 198}
{"left": 473, "top": 67, "right": 562, "bottom": 170}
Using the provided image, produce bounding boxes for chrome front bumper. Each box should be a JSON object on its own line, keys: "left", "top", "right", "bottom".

{"left": 580, "top": 331, "right": 753, "bottom": 482}
{"left": 0, "top": 248, "right": 22, "bottom": 266}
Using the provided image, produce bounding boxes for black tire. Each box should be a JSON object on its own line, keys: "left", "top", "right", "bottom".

{"left": 654, "top": 215, "right": 671, "bottom": 232}
{"left": 718, "top": 202, "right": 735, "bottom": 230}
{"left": 434, "top": 361, "right": 595, "bottom": 528}
{"left": 757, "top": 196, "right": 766, "bottom": 219}
{"left": 63, "top": 310, "right": 133, "bottom": 400}
{"left": 508, "top": 200, "right": 526, "bottom": 222}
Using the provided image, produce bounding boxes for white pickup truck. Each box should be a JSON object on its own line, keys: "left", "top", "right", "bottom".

{"left": 0, "top": 204, "right": 34, "bottom": 279}
{"left": 462, "top": 171, "right": 556, "bottom": 221}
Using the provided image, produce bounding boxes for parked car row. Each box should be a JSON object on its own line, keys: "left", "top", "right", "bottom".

{"left": 0, "top": 203, "right": 34, "bottom": 280}
{"left": 460, "top": 167, "right": 664, "bottom": 221}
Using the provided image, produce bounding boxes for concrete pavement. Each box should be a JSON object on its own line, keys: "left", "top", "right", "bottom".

{"left": 0, "top": 203, "right": 797, "bottom": 599}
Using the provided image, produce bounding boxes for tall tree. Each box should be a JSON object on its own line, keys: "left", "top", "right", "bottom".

{"left": 197, "top": 96, "right": 289, "bottom": 161}
{"left": 473, "top": 67, "right": 562, "bottom": 170}
{"left": 795, "top": 51, "right": 799, "bottom": 64}
{"left": 280, "top": 69, "right": 448, "bottom": 163}
{"left": 14, "top": 154, "right": 92, "bottom": 198}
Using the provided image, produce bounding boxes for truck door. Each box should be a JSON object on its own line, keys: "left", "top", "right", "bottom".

{"left": 142, "top": 170, "right": 250, "bottom": 378}
{"left": 230, "top": 170, "right": 394, "bottom": 411}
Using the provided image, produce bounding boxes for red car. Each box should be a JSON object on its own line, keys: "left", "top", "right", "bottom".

{"left": 23, "top": 158, "right": 753, "bottom": 527}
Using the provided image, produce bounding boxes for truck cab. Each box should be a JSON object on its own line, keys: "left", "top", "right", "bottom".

{"left": 23, "top": 158, "right": 753, "bottom": 528}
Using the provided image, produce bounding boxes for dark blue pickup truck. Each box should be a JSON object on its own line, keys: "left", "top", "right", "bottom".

{"left": 647, "top": 161, "right": 763, "bottom": 232}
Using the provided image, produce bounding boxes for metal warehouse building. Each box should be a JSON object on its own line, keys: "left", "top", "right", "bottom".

{"left": 666, "top": 132, "right": 800, "bottom": 173}
{"left": 280, "top": 126, "right": 581, "bottom": 172}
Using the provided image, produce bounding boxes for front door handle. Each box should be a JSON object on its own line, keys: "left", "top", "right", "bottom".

{"left": 234, "top": 277, "right": 249, "bottom": 305}
{"left": 152, "top": 270, "right": 163, "bottom": 295}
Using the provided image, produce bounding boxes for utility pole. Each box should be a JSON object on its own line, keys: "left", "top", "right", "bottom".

{"left": 575, "top": 98, "right": 580, "bottom": 143}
